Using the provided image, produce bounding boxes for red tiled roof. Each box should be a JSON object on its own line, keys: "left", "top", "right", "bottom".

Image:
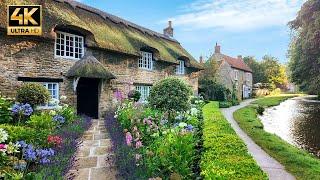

{"left": 221, "top": 54, "right": 252, "bottom": 72}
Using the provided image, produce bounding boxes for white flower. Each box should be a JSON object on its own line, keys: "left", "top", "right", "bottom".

{"left": 0, "top": 129, "right": 8, "bottom": 143}
{"left": 178, "top": 122, "right": 187, "bottom": 128}
{"left": 190, "top": 108, "right": 198, "bottom": 116}
{"left": 49, "top": 99, "right": 60, "bottom": 106}
{"left": 60, "top": 95, "right": 67, "bottom": 101}
{"left": 49, "top": 110, "right": 57, "bottom": 116}
{"left": 6, "top": 142, "right": 20, "bottom": 154}
{"left": 55, "top": 105, "right": 63, "bottom": 111}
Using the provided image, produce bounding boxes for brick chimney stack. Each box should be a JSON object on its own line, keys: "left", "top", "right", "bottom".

{"left": 237, "top": 55, "right": 242, "bottom": 59}
{"left": 163, "top": 21, "right": 174, "bottom": 37}
{"left": 199, "top": 55, "right": 204, "bottom": 63}
{"left": 215, "top": 42, "right": 221, "bottom": 54}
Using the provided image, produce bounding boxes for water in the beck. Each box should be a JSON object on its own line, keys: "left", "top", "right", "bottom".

{"left": 259, "top": 96, "right": 320, "bottom": 157}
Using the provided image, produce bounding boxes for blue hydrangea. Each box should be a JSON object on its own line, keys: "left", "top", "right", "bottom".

{"left": 36, "top": 148, "right": 55, "bottom": 164}
{"left": 11, "top": 103, "right": 33, "bottom": 116}
{"left": 53, "top": 115, "right": 65, "bottom": 124}
{"left": 185, "top": 124, "right": 194, "bottom": 131}
{"left": 18, "top": 140, "right": 28, "bottom": 148}
{"left": 24, "top": 145, "right": 36, "bottom": 161}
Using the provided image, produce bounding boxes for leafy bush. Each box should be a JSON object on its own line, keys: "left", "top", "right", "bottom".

{"left": 218, "top": 101, "right": 232, "bottom": 108}
{"left": 57, "top": 105, "right": 77, "bottom": 124}
{"left": 142, "top": 130, "right": 196, "bottom": 179}
{"left": 201, "top": 102, "right": 266, "bottom": 179}
{"left": 256, "top": 105, "right": 265, "bottom": 115}
{"left": 16, "top": 83, "right": 50, "bottom": 107}
{"left": 0, "top": 97, "right": 13, "bottom": 123}
{"left": 199, "top": 79, "right": 229, "bottom": 101}
{"left": 148, "top": 77, "right": 193, "bottom": 113}
{"left": 27, "top": 113, "right": 56, "bottom": 131}
{"left": 317, "top": 92, "right": 320, "bottom": 100}
{"left": 270, "top": 88, "right": 281, "bottom": 96}
{"left": 128, "top": 90, "right": 141, "bottom": 102}
{"left": 0, "top": 124, "right": 49, "bottom": 145}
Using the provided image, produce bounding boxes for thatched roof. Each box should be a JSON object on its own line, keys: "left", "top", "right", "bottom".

{"left": 0, "top": 0, "right": 203, "bottom": 70}
{"left": 67, "top": 53, "right": 116, "bottom": 79}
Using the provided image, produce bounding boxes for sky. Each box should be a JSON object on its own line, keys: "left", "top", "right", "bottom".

{"left": 77, "top": 0, "right": 306, "bottom": 63}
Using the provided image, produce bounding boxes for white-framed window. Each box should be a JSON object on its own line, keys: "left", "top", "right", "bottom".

{"left": 234, "top": 70, "right": 239, "bottom": 80}
{"left": 138, "top": 51, "right": 153, "bottom": 70}
{"left": 246, "top": 73, "right": 251, "bottom": 82}
{"left": 41, "top": 82, "right": 59, "bottom": 108}
{"left": 135, "top": 85, "right": 152, "bottom": 101}
{"left": 176, "top": 60, "right": 185, "bottom": 75}
{"left": 55, "top": 31, "right": 84, "bottom": 60}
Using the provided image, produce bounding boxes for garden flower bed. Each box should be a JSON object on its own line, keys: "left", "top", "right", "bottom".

{"left": 0, "top": 88, "right": 91, "bottom": 179}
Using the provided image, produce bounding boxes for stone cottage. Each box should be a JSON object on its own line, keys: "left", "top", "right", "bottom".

{"left": 0, "top": 0, "right": 203, "bottom": 118}
{"left": 208, "top": 43, "right": 252, "bottom": 100}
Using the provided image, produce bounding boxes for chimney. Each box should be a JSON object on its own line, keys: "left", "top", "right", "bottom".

{"left": 163, "top": 21, "right": 174, "bottom": 37}
{"left": 199, "top": 55, "right": 204, "bottom": 63}
{"left": 214, "top": 42, "right": 221, "bottom": 54}
{"left": 237, "top": 55, "right": 242, "bottom": 59}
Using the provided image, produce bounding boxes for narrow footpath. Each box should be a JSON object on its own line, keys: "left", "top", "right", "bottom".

{"left": 67, "top": 119, "right": 117, "bottom": 180}
{"left": 221, "top": 100, "right": 295, "bottom": 180}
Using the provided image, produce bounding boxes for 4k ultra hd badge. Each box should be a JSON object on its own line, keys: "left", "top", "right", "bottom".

{"left": 7, "top": 5, "right": 42, "bottom": 35}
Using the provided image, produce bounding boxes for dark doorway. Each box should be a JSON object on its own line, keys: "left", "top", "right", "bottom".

{"left": 77, "top": 78, "right": 100, "bottom": 118}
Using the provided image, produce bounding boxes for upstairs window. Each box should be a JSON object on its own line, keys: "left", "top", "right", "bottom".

{"left": 135, "top": 85, "right": 151, "bottom": 101}
{"left": 138, "top": 51, "right": 153, "bottom": 70}
{"left": 176, "top": 60, "right": 185, "bottom": 75}
{"left": 246, "top": 73, "right": 251, "bottom": 82}
{"left": 55, "top": 31, "right": 84, "bottom": 60}
{"left": 234, "top": 70, "right": 239, "bottom": 80}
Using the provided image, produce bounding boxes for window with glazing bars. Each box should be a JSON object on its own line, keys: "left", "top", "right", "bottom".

{"left": 135, "top": 85, "right": 151, "bottom": 101}
{"left": 55, "top": 31, "right": 84, "bottom": 60}
{"left": 176, "top": 60, "right": 185, "bottom": 75}
{"left": 138, "top": 51, "right": 153, "bottom": 70}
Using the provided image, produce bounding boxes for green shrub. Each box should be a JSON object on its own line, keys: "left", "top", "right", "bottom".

{"left": 317, "top": 92, "right": 320, "bottom": 100}
{"left": 142, "top": 130, "right": 196, "bottom": 179}
{"left": 16, "top": 83, "right": 50, "bottom": 107}
{"left": 128, "top": 90, "right": 141, "bottom": 102}
{"left": 256, "top": 105, "right": 265, "bottom": 115}
{"left": 27, "top": 113, "right": 56, "bottom": 131}
{"left": 57, "top": 105, "right": 77, "bottom": 124}
{"left": 0, "top": 96, "right": 13, "bottom": 123}
{"left": 270, "top": 88, "right": 281, "bottom": 96}
{"left": 148, "top": 77, "right": 192, "bottom": 113}
{"left": 218, "top": 101, "right": 232, "bottom": 108}
{"left": 201, "top": 102, "right": 266, "bottom": 179}
{"left": 0, "top": 124, "right": 49, "bottom": 145}
{"left": 199, "top": 79, "right": 229, "bottom": 101}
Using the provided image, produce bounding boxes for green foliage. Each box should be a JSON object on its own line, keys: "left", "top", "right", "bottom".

{"left": 317, "top": 92, "right": 320, "bottom": 100}
{"left": 16, "top": 83, "right": 50, "bottom": 107}
{"left": 289, "top": 0, "right": 320, "bottom": 94}
{"left": 218, "top": 101, "right": 232, "bottom": 108}
{"left": 243, "top": 56, "right": 268, "bottom": 84}
{"left": 256, "top": 105, "right": 265, "bottom": 115}
{"left": 201, "top": 102, "right": 266, "bottom": 179}
{"left": 0, "top": 96, "right": 13, "bottom": 123}
{"left": 128, "top": 90, "right": 141, "bottom": 102}
{"left": 148, "top": 77, "right": 193, "bottom": 113}
{"left": 27, "top": 113, "right": 56, "bottom": 131}
{"left": 57, "top": 105, "right": 77, "bottom": 124}
{"left": 0, "top": 124, "right": 49, "bottom": 145}
{"left": 142, "top": 130, "right": 196, "bottom": 179}
{"left": 252, "top": 95, "right": 297, "bottom": 107}
{"left": 199, "top": 79, "right": 230, "bottom": 101}
{"left": 234, "top": 96, "right": 320, "bottom": 180}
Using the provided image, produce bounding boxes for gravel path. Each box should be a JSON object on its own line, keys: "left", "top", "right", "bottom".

{"left": 221, "top": 99, "right": 295, "bottom": 180}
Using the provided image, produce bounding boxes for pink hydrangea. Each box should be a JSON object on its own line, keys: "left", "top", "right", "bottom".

{"left": 125, "top": 132, "right": 133, "bottom": 146}
{"left": 135, "top": 140, "right": 143, "bottom": 149}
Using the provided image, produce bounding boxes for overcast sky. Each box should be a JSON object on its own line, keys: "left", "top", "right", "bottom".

{"left": 77, "top": 0, "right": 306, "bottom": 63}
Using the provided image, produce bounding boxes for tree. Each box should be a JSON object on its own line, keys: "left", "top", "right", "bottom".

{"left": 261, "top": 55, "right": 288, "bottom": 88}
{"left": 289, "top": 0, "right": 320, "bottom": 94}
{"left": 243, "top": 56, "right": 267, "bottom": 84}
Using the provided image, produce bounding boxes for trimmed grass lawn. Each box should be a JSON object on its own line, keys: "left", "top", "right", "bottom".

{"left": 234, "top": 95, "right": 320, "bottom": 180}
{"left": 201, "top": 102, "right": 267, "bottom": 179}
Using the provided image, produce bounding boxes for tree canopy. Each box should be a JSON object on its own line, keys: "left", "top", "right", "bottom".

{"left": 289, "top": 0, "right": 320, "bottom": 94}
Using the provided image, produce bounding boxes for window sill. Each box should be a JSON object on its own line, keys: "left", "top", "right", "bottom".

{"left": 54, "top": 56, "right": 81, "bottom": 61}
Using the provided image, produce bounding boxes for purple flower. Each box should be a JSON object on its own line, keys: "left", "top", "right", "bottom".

{"left": 18, "top": 140, "right": 27, "bottom": 148}
{"left": 36, "top": 148, "right": 55, "bottom": 164}
{"left": 185, "top": 125, "right": 193, "bottom": 131}
{"left": 53, "top": 115, "right": 65, "bottom": 124}
{"left": 24, "top": 145, "right": 36, "bottom": 161}
{"left": 135, "top": 140, "right": 143, "bottom": 149}
{"left": 125, "top": 132, "right": 133, "bottom": 146}
{"left": 114, "top": 90, "right": 124, "bottom": 101}
{"left": 11, "top": 103, "right": 33, "bottom": 116}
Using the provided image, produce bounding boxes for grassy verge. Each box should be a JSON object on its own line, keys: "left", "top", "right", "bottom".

{"left": 251, "top": 94, "right": 300, "bottom": 107}
{"left": 200, "top": 102, "right": 267, "bottom": 179}
{"left": 234, "top": 95, "right": 320, "bottom": 179}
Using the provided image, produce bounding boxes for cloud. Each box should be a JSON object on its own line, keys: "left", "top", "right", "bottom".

{"left": 169, "top": 0, "right": 306, "bottom": 31}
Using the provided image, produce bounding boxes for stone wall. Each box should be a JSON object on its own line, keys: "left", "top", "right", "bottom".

{"left": 0, "top": 31, "right": 199, "bottom": 117}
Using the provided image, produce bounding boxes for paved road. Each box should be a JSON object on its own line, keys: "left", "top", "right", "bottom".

{"left": 221, "top": 99, "right": 295, "bottom": 180}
